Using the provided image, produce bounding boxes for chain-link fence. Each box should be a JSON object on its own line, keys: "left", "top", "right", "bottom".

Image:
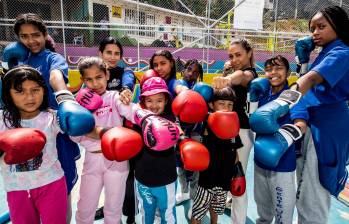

{"left": 0, "top": 0, "right": 348, "bottom": 74}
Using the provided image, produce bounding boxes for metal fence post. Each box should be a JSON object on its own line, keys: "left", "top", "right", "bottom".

{"left": 60, "top": 0, "right": 67, "bottom": 59}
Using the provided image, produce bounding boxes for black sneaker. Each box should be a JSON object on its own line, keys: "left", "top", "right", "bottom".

{"left": 94, "top": 206, "right": 104, "bottom": 220}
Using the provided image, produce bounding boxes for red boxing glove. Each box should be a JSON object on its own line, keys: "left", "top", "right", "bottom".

{"left": 172, "top": 90, "right": 208, "bottom": 124}
{"left": 140, "top": 69, "right": 158, "bottom": 87}
{"left": 230, "top": 161, "right": 246, "bottom": 196}
{"left": 179, "top": 138, "right": 210, "bottom": 171}
{"left": 101, "top": 127, "right": 143, "bottom": 162}
{"left": 0, "top": 128, "right": 46, "bottom": 165}
{"left": 208, "top": 111, "right": 240, "bottom": 139}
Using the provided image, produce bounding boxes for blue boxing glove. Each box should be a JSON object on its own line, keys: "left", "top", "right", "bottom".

{"left": 248, "top": 78, "right": 270, "bottom": 102}
{"left": 250, "top": 89, "right": 301, "bottom": 134}
{"left": 121, "top": 68, "right": 135, "bottom": 91}
{"left": 2, "top": 42, "right": 29, "bottom": 70}
{"left": 295, "top": 36, "right": 315, "bottom": 76}
{"left": 193, "top": 82, "right": 213, "bottom": 102}
{"left": 254, "top": 124, "right": 302, "bottom": 167}
{"left": 177, "top": 79, "right": 190, "bottom": 88}
{"left": 55, "top": 90, "right": 95, "bottom": 136}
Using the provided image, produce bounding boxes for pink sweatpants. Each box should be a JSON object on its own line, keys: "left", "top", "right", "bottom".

{"left": 76, "top": 152, "right": 129, "bottom": 224}
{"left": 7, "top": 177, "right": 67, "bottom": 224}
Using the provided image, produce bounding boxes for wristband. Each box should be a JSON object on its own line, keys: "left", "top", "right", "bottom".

{"left": 277, "top": 89, "right": 301, "bottom": 107}
{"left": 280, "top": 124, "right": 302, "bottom": 141}
{"left": 54, "top": 90, "right": 76, "bottom": 105}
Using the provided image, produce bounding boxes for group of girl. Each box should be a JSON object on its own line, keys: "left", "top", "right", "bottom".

{"left": 1, "top": 4, "right": 349, "bottom": 224}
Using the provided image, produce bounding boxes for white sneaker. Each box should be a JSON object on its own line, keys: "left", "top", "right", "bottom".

{"left": 176, "top": 192, "right": 190, "bottom": 204}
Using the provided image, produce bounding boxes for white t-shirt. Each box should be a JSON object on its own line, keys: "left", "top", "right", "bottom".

{"left": 0, "top": 110, "right": 64, "bottom": 192}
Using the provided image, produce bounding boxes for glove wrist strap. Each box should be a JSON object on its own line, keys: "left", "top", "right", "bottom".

{"left": 277, "top": 89, "right": 301, "bottom": 108}
{"left": 233, "top": 161, "right": 245, "bottom": 177}
{"left": 134, "top": 109, "right": 155, "bottom": 124}
{"left": 55, "top": 90, "right": 76, "bottom": 105}
{"left": 280, "top": 124, "right": 302, "bottom": 142}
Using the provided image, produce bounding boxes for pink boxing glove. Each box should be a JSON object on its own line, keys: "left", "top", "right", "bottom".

{"left": 76, "top": 88, "right": 103, "bottom": 111}
{"left": 134, "top": 109, "right": 180, "bottom": 151}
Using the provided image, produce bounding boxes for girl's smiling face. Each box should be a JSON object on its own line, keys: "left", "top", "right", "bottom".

{"left": 143, "top": 93, "right": 167, "bottom": 115}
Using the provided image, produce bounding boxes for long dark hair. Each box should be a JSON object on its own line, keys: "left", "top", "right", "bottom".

{"left": 14, "top": 13, "right": 55, "bottom": 52}
{"left": 99, "top": 36, "right": 123, "bottom": 57}
{"left": 149, "top": 50, "right": 176, "bottom": 80}
{"left": 310, "top": 6, "right": 349, "bottom": 46}
{"left": 1, "top": 65, "right": 49, "bottom": 128}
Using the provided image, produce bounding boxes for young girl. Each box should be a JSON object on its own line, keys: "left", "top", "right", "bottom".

{"left": 0, "top": 66, "right": 67, "bottom": 223}
{"left": 251, "top": 56, "right": 298, "bottom": 223}
{"left": 7, "top": 13, "right": 87, "bottom": 222}
{"left": 149, "top": 50, "right": 189, "bottom": 96}
{"left": 73, "top": 57, "right": 140, "bottom": 224}
{"left": 134, "top": 76, "right": 178, "bottom": 224}
{"left": 212, "top": 38, "right": 257, "bottom": 224}
{"left": 292, "top": 6, "right": 349, "bottom": 223}
{"left": 96, "top": 36, "right": 136, "bottom": 221}
{"left": 250, "top": 5, "right": 349, "bottom": 224}
{"left": 176, "top": 59, "right": 204, "bottom": 204}
{"left": 191, "top": 87, "right": 243, "bottom": 224}
{"left": 99, "top": 36, "right": 135, "bottom": 104}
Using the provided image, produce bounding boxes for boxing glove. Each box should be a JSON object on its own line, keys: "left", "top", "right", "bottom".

{"left": 193, "top": 82, "right": 213, "bottom": 102}
{"left": 140, "top": 69, "right": 158, "bottom": 87}
{"left": 230, "top": 161, "right": 246, "bottom": 196}
{"left": 295, "top": 36, "right": 315, "bottom": 76}
{"left": 76, "top": 88, "right": 103, "bottom": 111}
{"left": 207, "top": 111, "right": 240, "bottom": 139}
{"left": 100, "top": 127, "right": 143, "bottom": 162}
{"left": 179, "top": 137, "right": 210, "bottom": 171}
{"left": 134, "top": 109, "right": 180, "bottom": 151}
{"left": 172, "top": 90, "right": 208, "bottom": 124}
{"left": 121, "top": 68, "right": 135, "bottom": 91}
{"left": 254, "top": 124, "right": 302, "bottom": 167}
{"left": 0, "top": 128, "right": 46, "bottom": 165}
{"left": 55, "top": 90, "right": 95, "bottom": 136}
{"left": 248, "top": 78, "right": 270, "bottom": 102}
{"left": 249, "top": 89, "right": 302, "bottom": 134}
{"left": 176, "top": 79, "right": 189, "bottom": 88}
{"left": 2, "top": 42, "right": 29, "bottom": 70}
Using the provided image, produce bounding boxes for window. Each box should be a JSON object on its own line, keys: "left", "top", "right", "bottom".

{"left": 125, "top": 8, "right": 155, "bottom": 37}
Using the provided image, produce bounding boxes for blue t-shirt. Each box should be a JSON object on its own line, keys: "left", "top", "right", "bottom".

{"left": 292, "top": 39, "right": 349, "bottom": 196}
{"left": 310, "top": 39, "right": 349, "bottom": 104}
{"left": 255, "top": 83, "right": 296, "bottom": 172}
{"left": 25, "top": 50, "right": 68, "bottom": 110}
